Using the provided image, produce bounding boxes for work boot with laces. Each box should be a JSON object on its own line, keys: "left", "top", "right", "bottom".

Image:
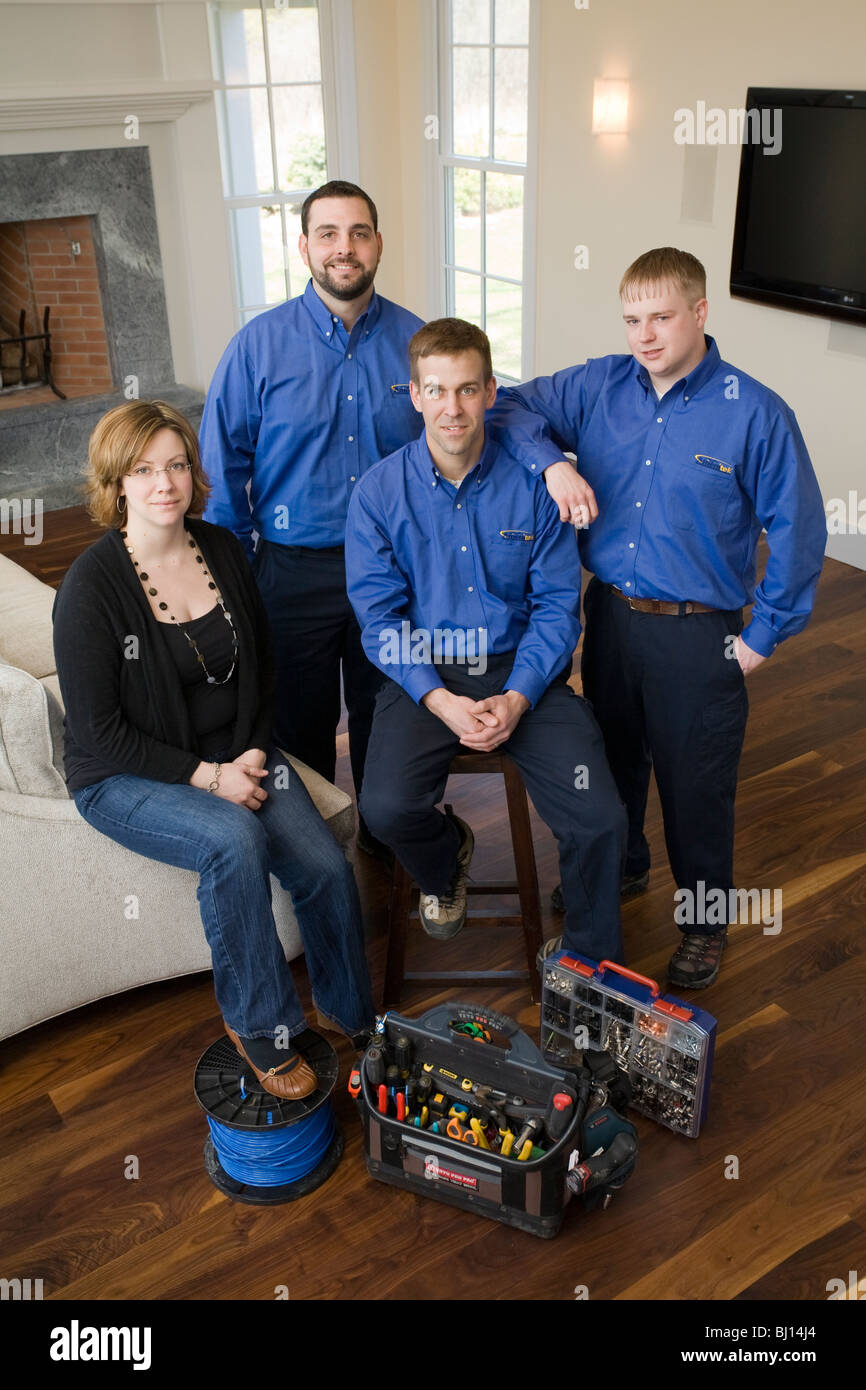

{"left": 667, "top": 930, "right": 727, "bottom": 989}
{"left": 419, "top": 808, "right": 474, "bottom": 940}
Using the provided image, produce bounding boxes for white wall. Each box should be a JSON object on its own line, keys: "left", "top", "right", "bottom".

{"left": 529, "top": 0, "right": 866, "bottom": 567}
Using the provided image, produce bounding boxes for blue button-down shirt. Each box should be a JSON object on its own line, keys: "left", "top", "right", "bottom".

{"left": 200, "top": 280, "right": 424, "bottom": 556}
{"left": 345, "top": 432, "right": 581, "bottom": 705}
{"left": 487, "top": 337, "right": 825, "bottom": 656}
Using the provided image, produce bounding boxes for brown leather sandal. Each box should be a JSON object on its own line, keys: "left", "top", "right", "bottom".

{"left": 224, "top": 1024, "right": 318, "bottom": 1100}
{"left": 667, "top": 931, "right": 727, "bottom": 990}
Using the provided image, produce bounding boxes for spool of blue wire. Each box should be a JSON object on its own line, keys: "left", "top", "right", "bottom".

{"left": 194, "top": 1029, "right": 343, "bottom": 1205}
{"left": 206, "top": 1104, "right": 334, "bottom": 1187}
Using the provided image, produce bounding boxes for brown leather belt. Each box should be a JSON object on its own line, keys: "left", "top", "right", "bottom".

{"left": 610, "top": 585, "right": 718, "bottom": 616}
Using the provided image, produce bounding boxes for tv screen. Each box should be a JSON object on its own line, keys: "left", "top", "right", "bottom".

{"left": 730, "top": 88, "right": 866, "bottom": 325}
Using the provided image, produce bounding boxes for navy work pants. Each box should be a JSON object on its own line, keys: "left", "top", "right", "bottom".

{"left": 580, "top": 577, "right": 749, "bottom": 932}
{"left": 360, "top": 653, "right": 627, "bottom": 964}
{"left": 253, "top": 539, "right": 383, "bottom": 795}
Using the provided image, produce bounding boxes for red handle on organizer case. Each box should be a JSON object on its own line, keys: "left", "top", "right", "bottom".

{"left": 596, "top": 960, "right": 660, "bottom": 998}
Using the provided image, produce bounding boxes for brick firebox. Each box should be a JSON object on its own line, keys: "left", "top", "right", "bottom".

{"left": 0, "top": 215, "right": 114, "bottom": 409}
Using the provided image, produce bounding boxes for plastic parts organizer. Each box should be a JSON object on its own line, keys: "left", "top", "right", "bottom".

{"left": 540, "top": 953, "right": 716, "bottom": 1138}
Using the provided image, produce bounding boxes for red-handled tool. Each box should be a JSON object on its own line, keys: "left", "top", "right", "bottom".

{"left": 545, "top": 1091, "right": 574, "bottom": 1143}
{"left": 396, "top": 1090, "right": 406, "bottom": 1123}
{"left": 378, "top": 1084, "right": 388, "bottom": 1115}
{"left": 348, "top": 1068, "right": 361, "bottom": 1100}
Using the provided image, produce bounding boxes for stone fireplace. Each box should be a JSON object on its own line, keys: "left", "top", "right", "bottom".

{"left": 0, "top": 146, "right": 203, "bottom": 511}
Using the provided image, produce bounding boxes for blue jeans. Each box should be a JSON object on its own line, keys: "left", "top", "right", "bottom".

{"left": 73, "top": 748, "right": 375, "bottom": 1041}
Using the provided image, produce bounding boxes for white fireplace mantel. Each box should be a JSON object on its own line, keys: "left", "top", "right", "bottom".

{"left": 0, "top": 85, "right": 214, "bottom": 132}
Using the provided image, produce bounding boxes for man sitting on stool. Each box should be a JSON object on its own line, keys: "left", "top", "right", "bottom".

{"left": 345, "top": 318, "right": 626, "bottom": 964}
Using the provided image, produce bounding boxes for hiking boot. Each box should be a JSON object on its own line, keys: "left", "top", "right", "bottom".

{"left": 667, "top": 930, "right": 727, "bottom": 990}
{"left": 419, "top": 808, "right": 474, "bottom": 940}
{"left": 551, "top": 868, "right": 650, "bottom": 915}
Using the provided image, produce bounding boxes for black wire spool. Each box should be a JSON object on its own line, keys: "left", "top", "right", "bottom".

{"left": 194, "top": 1027, "right": 343, "bottom": 1206}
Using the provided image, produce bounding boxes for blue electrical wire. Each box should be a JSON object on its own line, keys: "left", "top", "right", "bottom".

{"left": 208, "top": 1105, "right": 334, "bottom": 1187}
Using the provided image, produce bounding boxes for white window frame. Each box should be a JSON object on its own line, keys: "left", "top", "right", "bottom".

{"left": 425, "top": 0, "right": 539, "bottom": 382}
{"left": 209, "top": 0, "right": 359, "bottom": 329}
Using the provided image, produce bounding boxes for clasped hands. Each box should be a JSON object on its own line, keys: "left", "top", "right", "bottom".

{"left": 192, "top": 747, "right": 269, "bottom": 809}
{"left": 422, "top": 688, "right": 530, "bottom": 752}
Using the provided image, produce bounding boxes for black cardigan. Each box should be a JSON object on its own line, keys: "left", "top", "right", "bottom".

{"left": 52, "top": 519, "right": 275, "bottom": 792}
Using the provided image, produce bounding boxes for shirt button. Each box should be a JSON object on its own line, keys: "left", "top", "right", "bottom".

{"left": 348, "top": 435, "right": 354, "bottom": 442}
{"left": 468, "top": 586, "right": 474, "bottom": 592}
{"left": 625, "top": 581, "right": 631, "bottom": 588}
{"left": 456, "top": 503, "right": 462, "bottom": 510}
{"left": 635, "top": 501, "right": 642, "bottom": 507}
{"left": 645, "top": 459, "right": 652, "bottom": 466}
{"left": 657, "top": 417, "right": 663, "bottom": 424}
{"left": 461, "top": 545, "right": 467, "bottom": 552}
{"left": 347, "top": 353, "right": 352, "bottom": 359}
{"left": 684, "top": 395, "right": 689, "bottom": 402}
{"left": 347, "top": 394, "right": 353, "bottom": 401}
{"left": 530, "top": 464, "right": 536, "bottom": 470}
{"left": 629, "top": 542, "right": 635, "bottom": 549}
{"left": 350, "top": 475, "right": 356, "bottom": 482}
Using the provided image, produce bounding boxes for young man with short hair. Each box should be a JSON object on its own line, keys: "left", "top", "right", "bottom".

{"left": 489, "top": 248, "right": 826, "bottom": 987}
{"left": 345, "top": 318, "right": 626, "bottom": 960}
{"left": 200, "top": 182, "right": 424, "bottom": 851}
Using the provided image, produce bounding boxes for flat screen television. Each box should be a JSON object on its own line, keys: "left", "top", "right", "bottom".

{"left": 730, "top": 87, "right": 866, "bottom": 325}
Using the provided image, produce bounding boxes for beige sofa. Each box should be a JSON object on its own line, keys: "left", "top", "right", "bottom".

{"left": 0, "top": 550, "right": 355, "bottom": 1041}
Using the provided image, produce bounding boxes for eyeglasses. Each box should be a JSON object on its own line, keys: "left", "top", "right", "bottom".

{"left": 125, "top": 462, "right": 192, "bottom": 481}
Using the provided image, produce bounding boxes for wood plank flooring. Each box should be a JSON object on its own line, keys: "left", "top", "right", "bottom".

{"left": 1, "top": 509, "right": 865, "bottom": 1305}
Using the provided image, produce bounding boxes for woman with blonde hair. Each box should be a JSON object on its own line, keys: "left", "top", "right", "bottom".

{"left": 53, "top": 399, "right": 375, "bottom": 1098}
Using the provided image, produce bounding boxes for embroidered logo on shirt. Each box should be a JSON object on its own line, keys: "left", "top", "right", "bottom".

{"left": 390, "top": 383, "right": 411, "bottom": 394}
{"left": 498, "top": 529, "right": 535, "bottom": 541}
{"left": 694, "top": 454, "right": 733, "bottom": 474}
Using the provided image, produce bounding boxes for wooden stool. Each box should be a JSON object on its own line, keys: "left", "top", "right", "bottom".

{"left": 382, "top": 752, "right": 543, "bottom": 1007}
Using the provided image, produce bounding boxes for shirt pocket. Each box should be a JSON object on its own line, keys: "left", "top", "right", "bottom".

{"left": 670, "top": 457, "right": 739, "bottom": 534}
{"left": 485, "top": 529, "right": 534, "bottom": 597}
{"left": 374, "top": 384, "right": 420, "bottom": 460}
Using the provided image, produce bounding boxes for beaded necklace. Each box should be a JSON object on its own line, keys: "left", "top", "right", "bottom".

{"left": 121, "top": 528, "right": 238, "bottom": 686}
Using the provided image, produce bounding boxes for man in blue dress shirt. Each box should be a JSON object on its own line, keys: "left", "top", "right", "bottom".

{"left": 200, "top": 182, "right": 424, "bottom": 850}
{"left": 488, "top": 247, "right": 826, "bottom": 988}
{"left": 345, "top": 318, "right": 626, "bottom": 957}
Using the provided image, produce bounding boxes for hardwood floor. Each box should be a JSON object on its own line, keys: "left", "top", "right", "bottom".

{"left": 2, "top": 509, "right": 865, "bottom": 1305}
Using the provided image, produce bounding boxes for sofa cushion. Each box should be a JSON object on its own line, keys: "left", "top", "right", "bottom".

{"left": 0, "top": 553, "right": 57, "bottom": 680}
{"left": 0, "top": 660, "right": 68, "bottom": 797}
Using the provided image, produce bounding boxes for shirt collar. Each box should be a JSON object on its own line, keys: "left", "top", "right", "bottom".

{"left": 418, "top": 431, "right": 495, "bottom": 489}
{"left": 302, "top": 277, "right": 381, "bottom": 341}
{"left": 634, "top": 334, "right": 721, "bottom": 400}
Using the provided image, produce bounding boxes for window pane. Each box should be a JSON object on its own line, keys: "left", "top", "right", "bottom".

{"left": 450, "top": 168, "right": 482, "bottom": 271}
{"left": 222, "top": 87, "right": 274, "bottom": 195}
{"left": 494, "top": 47, "right": 528, "bottom": 162}
{"left": 265, "top": 3, "right": 322, "bottom": 84}
{"left": 486, "top": 278, "right": 522, "bottom": 378}
{"left": 452, "top": 47, "right": 490, "bottom": 157}
{"left": 485, "top": 172, "right": 523, "bottom": 280}
{"left": 494, "top": 0, "right": 529, "bottom": 45}
{"left": 231, "top": 205, "right": 287, "bottom": 307}
{"left": 272, "top": 85, "right": 327, "bottom": 193}
{"left": 452, "top": 0, "right": 490, "bottom": 44}
{"left": 215, "top": 2, "right": 266, "bottom": 85}
{"left": 284, "top": 206, "right": 311, "bottom": 298}
{"left": 454, "top": 270, "right": 483, "bottom": 327}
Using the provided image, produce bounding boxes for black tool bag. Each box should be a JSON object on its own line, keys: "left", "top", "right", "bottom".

{"left": 353, "top": 1002, "right": 637, "bottom": 1239}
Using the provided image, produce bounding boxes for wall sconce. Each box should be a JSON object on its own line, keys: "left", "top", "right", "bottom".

{"left": 592, "top": 79, "right": 630, "bottom": 134}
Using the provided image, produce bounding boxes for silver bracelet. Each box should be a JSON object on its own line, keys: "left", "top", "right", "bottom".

{"left": 207, "top": 762, "right": 221, "bottom": 794}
